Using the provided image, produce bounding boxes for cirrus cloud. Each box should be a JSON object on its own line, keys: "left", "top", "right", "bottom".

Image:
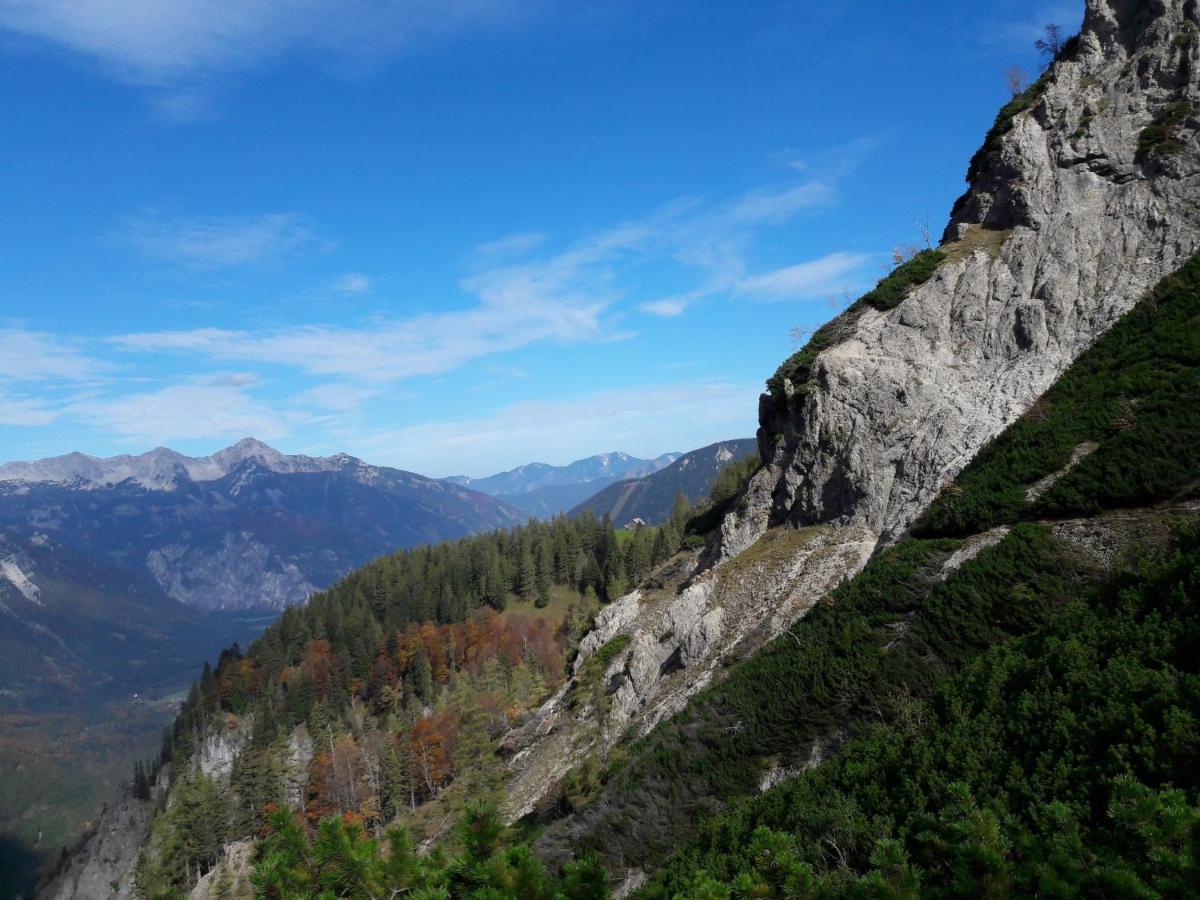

{"left": 354, "top": 379, "right": 760, "bottom": 477}
{"left": 67, "top": 382, "right": 289, "bottom": 445}
{"left": 736, "top": 251, "right": 874, "bottom": 300}
{"left": 117, "top": 212, "right": 317, "bottom": 269}
{"left": 0, "top": 0, "right": 551, "bottom": 83}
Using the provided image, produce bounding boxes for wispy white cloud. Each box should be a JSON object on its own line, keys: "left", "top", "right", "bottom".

{"left": 0, "top": 330, "right": 109, "bottom": 428}
{"left": 109, "top": 293, "right": 606, "bottom": 381}
{"left": 736, "top": 251, "right": 874, "bottom": 300}
{"left": 106, "top": 162, "right": 863, "bottom": 384}
{"left": 67, "top": 382, "right": 289, "bottom": 445}
{"left": 0, "top": 0, "right": 547, "bottom": 82}
{"left": 0, "top": 329, "right": 106, "bottom": 382}
{"left": 329, "top": 272, "right": 374, "bottom": 294}
{"left": 117, "top": 212, "right": 316, "bottom": 269}
{"left": 292, "top": 382, "right": 380, "bottom": 412}
{"left": 726, "top": 181, "right": 836, "bottom": 225}
{"left": 0, "top": 0, "right": 559, "bottom": 115}
{"left": 639, "top": 297, "right": 689, "bottom": 318}
{"left": 356, "top": 379, "right": 760, "bottom": 477}
{"left": 0, "top": 392, "right": 58, "bottom": 427}
{"left": 468, "top": 231, "right": 546, "bottom": 262}
{"left": 200, "top": 371, "right": 261, "bottom": 387}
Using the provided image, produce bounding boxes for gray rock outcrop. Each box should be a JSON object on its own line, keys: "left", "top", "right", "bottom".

{"left": 504, "top": 0, "right": 1200, "bottom": 831}
{"left": 503, "top": 525, "right": 876, "bottom": 820}
{"left": 722, "top": 0, "right": 1200, "bottom": 555}
{"left": 38, "top": 771, "right": 168, "bottom": 900}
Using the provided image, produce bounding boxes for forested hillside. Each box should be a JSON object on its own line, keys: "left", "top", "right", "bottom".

{"left": 41, "top": 2, "right": 1200, "bottom": 897}
{"left": 119, "top": 489, "right": 737, "bottom": 896}
{"left": 119, "top": 255, "right": 1200, "bottom": 899}
{"left": 113, "top": 248, "right": 1200, "bottom": 897}
{"left": 537, "top": 254, "right": 1200, "bottom": 896}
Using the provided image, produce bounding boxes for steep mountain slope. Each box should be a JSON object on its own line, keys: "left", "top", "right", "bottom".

{"left": 0, "top": 531, "right": 269, "bottom": 710}
{"left": 529, "top": 252, "right": 1200, "bottom": 890}
{"left": 493, "top": 2, "right": 1200, "bottom": 850}
{"left": 0, "top": 438, "right": 524, "bottom": 612}
{"left": 448, "top": 451, "right": 680, "bottom": 518}
{"left": 43, "top": 2, "right": 1200, "bottom": 897}
{"left": 0, "top": 529, "right": 274, "bottom": 895}
{"left": 569, "top": 439, "right": 756, "bottom": 525}
{"left": 42, "top": 510, "right": 692, "bottom": 898}
{"left": 720, "top": 0, "right": 1200, "bottom": 558}
{"left": 0, "top": 440, "right": 521, "bottom": 885}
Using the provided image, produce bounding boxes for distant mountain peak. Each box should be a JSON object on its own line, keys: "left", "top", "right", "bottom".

{"left": 443, "top": 450, "right": 684, "bottom": 517}
{"left": 569, "top": 438, "right": 757, "bottom": 524}
{"left": 0, "top": 438, "right": 365, "bottom": 492}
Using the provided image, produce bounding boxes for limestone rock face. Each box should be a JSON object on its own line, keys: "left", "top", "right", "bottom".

{"left": 187, "top": 841, "right": 255, "bottom": 900}
{"left": 197, "top": 716, "right": 252, "bottom": 781}
{"left": 721, "top": 0, "right": 1200, "bottom": 556}
{"left": 504, "top": 0, "right": 1200, "bottom": 836}
{"left": 38, "top": 771, "right": 169, "bottom": 900}
{"left": 39, "top": 798, "right": 147, "bottom": 900}
{"left": 503, "top": 526, "right": 876, "bottom": 821}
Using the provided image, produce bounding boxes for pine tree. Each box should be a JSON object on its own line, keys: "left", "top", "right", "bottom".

{"left": 133, "top": 760, "right": 151, "bottom": 801}
{"left": 211, "top": 860, "right": 233, "bottom": 900}
{"left": 652, "top": 525, "right": 673, "bottom": 565}
{"left": 380, "top": 744, "right": 412, "bottom": 820}
{"left": 411, "top": 647, "right": 434, "bottom": 706}
{"left": 671, "top": 489, "right": 692, "bottom": 530}
{"left": 517, "top": 544, "right": 537, "bottom": 602}
{"left": 603, "top": 552, "right": 626, "bottom": 602}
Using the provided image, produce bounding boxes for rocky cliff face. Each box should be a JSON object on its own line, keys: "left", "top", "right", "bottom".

{"left": 38, "top": 772, "right": 167, "bottom": 900}
{"left": 722, "top": 0, "right": 1200, "bottom": 556}
{"left": 498, "top": 0, "right": 1200, "bottom": 829}
{"left": 501, "top": 524, "right": 876, "bottom": 822}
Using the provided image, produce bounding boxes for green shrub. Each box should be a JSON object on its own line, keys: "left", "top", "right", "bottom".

{"left": 642, "top": 523, "right": 1200, "bottom": 897}
{"left": 537, "top": 526, "right": 1087, "bottom": 873}
{"left": 765, "top": 318, "right": 849, "bottom": 401}
{"left": 681, "top": 455, "right": 761, "bottom": 538}
{"left": 1137, "top": 100, "right": 1194, "bottom": 161}
{"left": 917, "top": 253, "right": 1200, "bottom": 536}
{"left": 571, "top": 634, "right": 632, "bottom": 703}
{"left": 966, "top": 74, "right": 1049, "bottom": 183}
{"left": 859, "top": 248, "right": 947, "bottom": 311}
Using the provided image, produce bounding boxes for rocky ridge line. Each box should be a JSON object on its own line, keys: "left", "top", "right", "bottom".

{"left": 503, "top": 0, "right": 1200, "bottom": 835}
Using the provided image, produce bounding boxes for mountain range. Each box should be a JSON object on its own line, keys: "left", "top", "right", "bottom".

{"left": 569, "top": 439, "right": 757, "bottom": 525}
{"left": 0, "top": 438, "right": 523, "bottom": 614}
{"left": 447, "top": 451, "right": 681, "bottom": 517}
{"left": 33, "top": 2, "right": 1200, "bottom": 898}
{"left": 0, "top": 438, "right": 529, "bottom": 877}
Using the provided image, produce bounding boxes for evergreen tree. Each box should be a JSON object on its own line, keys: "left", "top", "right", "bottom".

{"left": 516, "top": 544, "right": 538, "bottom": 602}
{"left": 411, "top": 647, "right": 434, "bottom": 706}
{"left": 380, "top": 744, "right": 412, "bottom": 819}
{"left": 132, "top": 760, "right": 151, "bottom": 801}
{"left": 671, "top": 489, "right": 691, "bottom": 529}
{"left": 603, "top": 551, "right": 626, "bottom": 602}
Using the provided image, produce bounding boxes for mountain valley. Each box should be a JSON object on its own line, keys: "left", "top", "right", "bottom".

{"left": 8, "top": 0, "right": 1200, "bottom": 898}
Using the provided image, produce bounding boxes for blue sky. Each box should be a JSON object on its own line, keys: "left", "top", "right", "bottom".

{"left": 0, "top": 0, "right": 1081, "bottom": 477}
